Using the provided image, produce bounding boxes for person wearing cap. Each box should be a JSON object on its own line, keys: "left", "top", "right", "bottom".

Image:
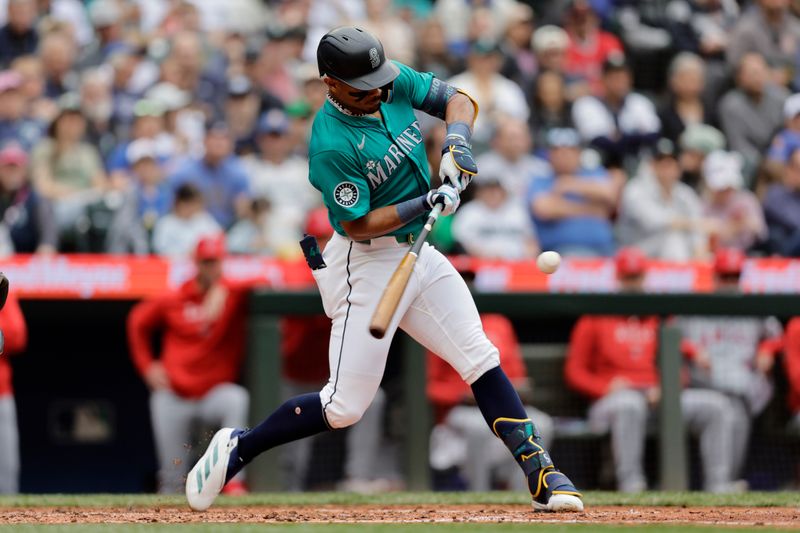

{"left": 452, "top": 172, "right": 539, "bottom": 260}
{"left": 240, "top": 109, "right": 318, "bottom": 252}
{"left": 0, "top": 0, "right": 38, "bottom": 69}
{"left": 224, "top": 75, "right": 261, "bottom": 155}
{"left": 0, "top": 285, "right": 28, "bottom": 494}
{"left": 448, "top": 39, "right": 529, "bottom": 148}
{"left": 186, "top": 26, "right": 583, "bottom": 513}
{"left": 702, "top": 150, "right": 767, "bottom": 252}
{"left": 127, "top": 234, "right": 251, "bottom": 494}
{"left": 571, "top": 53, "right": 660, "bottom": 170}
{"left": 719, "top": 52, "right": 788, "bottom": 183}
{"left": 30, "top": 93, "right": 107, "bottom": 237}
{"left": 566, "top": 247, "right": 739, "bottom": 493}
{"left": 79, "top": 0, "right": 126, "bottom": 68}
{"left": 528, "top": 127, "right": 619, "bottom": 257}
{"left": 617, "top": 138, "right": 709, "bottom": 261}
{"left": 531, "top": 25, "right": 587, "bottom": 103}
{"left": 151, "top": 182, "right": 221, "bottom": 257}
{"left": 106, "top": 99, "right": 175, "bottom": 183}
{"left": 0, "top": 69, "right": 43, "bottom": 151}
{"left": 675, "top": 247, "right": 783, "bottom": 485}
{"left": 562, "top": 0, "right": 623, "bottom": 96}
{"left": 0, "top": 142, "right": 57, "bottom": 254}
{"left": 766, "top": 93, "right": 800, "bottom": 172}
{"left": 106, "top": 138, "right": 174, "bottom": 254}
{"left": 475, "top": 118, "right": 550, "bottom": 201}
{"left": 433, "top": 0, "right": 519, "bottom": 54}
{"left": 678, "top": 123, "right": 726, "bottom": 191}
{"left": 39, "top": 31, "right": 77, "bottom": 100}
{"left": 763, "top": 146, "right": 800, "bottom": 257}
{"left": 168, "top": 121, "right": 251, "bottom": 229}
{"left": 659, "top": 53, "right": 718, "bottom": 145}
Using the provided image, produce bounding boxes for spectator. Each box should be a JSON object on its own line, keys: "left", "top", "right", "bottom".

{"left": 617, "top": 138, "right": 709, "bottom": 261}
{"left": 718, "top": 53, "right": 788, "bottom": 182}
{"left": 0, "top": 0, "right": 38, "bottom": 69}
{"left": 675, "top": 248, "right": 783, "bottom": 483}
{"left": 565, "top": 247, "right": 738, "bottom": 493}
{"left": 226, "top": 197, "right": 271, "bottom": 256}
{"left": 151, "top": 182, "right": 221, "bottom": 258}
{"left": 107, "top": 139, "right": 173, "bottom": 254}
{"left": 428, "top": 313, "right": 554, "bottom": 491}
{"left": 528, "top": 128, "right": 619, "bottom": 257}
{"left": 763, "top": 147, "right": 800, "bottom": 256}
{"left": 12, "top": 55, "right": 58, "bottom": 125}
{"left": 434, "top": 0, "right": 517, "bottom": 55}
{"left": 475, "top": 118, "right": 550, "bottom": 201}
{"left": 127, "top": 235, "right": 250, "bottom": 494}
{"left": 30, "top": 93, "right": 107, "bottom": 237}
{"left": 107, "top": 47, "right": 142, "bottom": 139}
{"left": 360, "top": 0, "right": 416, "bottom": 67}
{"left": 0, "top": 142, "right": 57, "bottom": 253}
{"left": 166, "top": 31, "right": 225, "bottom": 114}
{"left": 79, "top": 68, "right": 117, "bottom": 158}
{"left": 224, "top": 75, "right": 261, "bottom": 155}
{"left": 452, "top": 173, "right": 539, "bottom": 260}
{"left": 497, "top": 3, "right": 536, "bottom": 89}
{"left": 531, "top": 25, "right": 569, "bottom": 78}
{"left": 168, "top": 121, "right": 251, "bottom": 229}
{"left": 529, "top": 70, "right": 574, "bottom": 152}
{"left": 0, "top": 289, "right": 29, "bottom": 494}
{"left": 613, "top": 1, "right": 674, "bottom": 91}
{"left": 785, "top": 317, "right": 800, "bottom": 432}
{"left": 701, "top": 151, "right": 767, "bottom": 252}
{"left": 766, "top": 93, "right": 800, "bottom": 177}
{"left": 572, "top": 54, "right": 660, "bottom": 170}
{"left": 0, "top": 69, "right": 43, "bottom": 151}
{"left": 727, "top": 0, "right": 800, "bottom": 88}
{"left": 241, "top": 109, "right": 315, "bottom": 251}
{"left": 659, "top": 53, "right": 717, "bottom": 144}
{"left": 80, "top": 0, "right": 126, "bottom": 68}
{"left": 678, "top": 123, "right": 727, "bottom": 191}
{"left": 448, "top": 40, "right": 529, "bottom": 149}
{"left": 145, "top": 81, "right": 201, "bottom": 158}
{"left": 39, "top": 31, "right": 78, "bottom": 99}
{"left": 562, "top": 0, "right": 624, "bottom": 96}
{"left": 415, "top": 18, "right": 463, "bottom": 80}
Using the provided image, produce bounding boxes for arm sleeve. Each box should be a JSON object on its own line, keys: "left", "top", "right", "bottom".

{"left": 391, "top": 61, "right": 435, "bottom": 110}
{"left": 0, "top": 293, "right": 27, "bottom": 356}
{"left": 309, "top": 151, "right": 371, "bottom": 222}
{"left": 127, "top": 299, "right": 166, "bottom": 376}
{"left": 565, "top": 316, "right": 609, "bottom": 400}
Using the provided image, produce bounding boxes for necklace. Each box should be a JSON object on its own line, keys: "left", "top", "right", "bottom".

{"left": 327, "top": 93, "right": 367, "bottom": 117}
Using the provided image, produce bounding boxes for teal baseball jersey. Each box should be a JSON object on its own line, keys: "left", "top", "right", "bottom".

{"left": 308, "top": 61, "right": 435, "bottom": 238}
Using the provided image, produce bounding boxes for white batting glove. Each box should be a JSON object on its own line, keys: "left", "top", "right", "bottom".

{"left": 426, "top": 184, "right": 461, "bottom": 216}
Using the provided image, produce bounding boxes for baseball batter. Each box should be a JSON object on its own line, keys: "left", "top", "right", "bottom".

{"left": 186, "top": 27, "right": 583, "bottom": 513}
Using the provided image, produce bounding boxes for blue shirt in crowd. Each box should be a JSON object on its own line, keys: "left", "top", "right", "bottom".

{"left": 168, "top": 156, "right": 251, "bottom": 228}
{"left": 527, "top": 167, "right": 616, "bottom": 257}
{"left": 767, "top": 129, "right": 800, "bottom": 164}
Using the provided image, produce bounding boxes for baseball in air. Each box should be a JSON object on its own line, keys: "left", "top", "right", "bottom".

{"left": 537, "top": 251, "right": 561, "bottom": 274}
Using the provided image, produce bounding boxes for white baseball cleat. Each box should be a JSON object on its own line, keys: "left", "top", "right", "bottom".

{"left": 530, "top": 468, "right": 585, "bottom": 512}
{"left": 186, "top": 427, "right": 242, "bottom": 511}
{"left": 532, "top": 493, "right": 585, "bottom": 512}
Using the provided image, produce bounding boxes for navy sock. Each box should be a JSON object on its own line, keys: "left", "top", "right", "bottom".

{"left": 470, "top": 365, "right": 529, "bottom": 427}
{"left": 236, "top": 393, "right": 329, "bottom": 465}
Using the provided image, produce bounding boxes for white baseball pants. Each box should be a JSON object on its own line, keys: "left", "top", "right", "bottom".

{"left": 314, "top": 233, "right": 500, "bottom": 429}
{"left": 0, "top": 395, "right": 19, "bottom": 494}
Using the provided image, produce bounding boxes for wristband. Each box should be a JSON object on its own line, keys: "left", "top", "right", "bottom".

{"left": 444, "top": 121, "right": 472, "bottom": 146}
{"left": 396, "top": 194, "right": 429, "bottom": 224}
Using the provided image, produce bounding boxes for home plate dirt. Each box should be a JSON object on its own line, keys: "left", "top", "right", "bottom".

{"left": 1, "top": 505, "right": 800, "bottom": 527}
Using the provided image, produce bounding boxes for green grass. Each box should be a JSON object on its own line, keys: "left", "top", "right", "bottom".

{"left": 0, "top": 491, "right": 797, "bottom": 508}
{"left": 0, "top": 527, "right": 792, "bottom": 533}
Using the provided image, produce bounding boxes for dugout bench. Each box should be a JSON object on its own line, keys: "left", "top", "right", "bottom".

{"left": 247, "top": 291, "right": 800, "bottom": 492}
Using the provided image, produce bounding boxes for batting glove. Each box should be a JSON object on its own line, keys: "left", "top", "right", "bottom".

{"left": 439, "top": 136, "right": 477, "bottom": 193}
{"left": 426, "top": 184, "right": 461, "bottom": 217}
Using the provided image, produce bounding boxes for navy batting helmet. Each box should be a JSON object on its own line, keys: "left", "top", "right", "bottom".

{"left": 317, "top": 27, "right": 400, "bottom": 90}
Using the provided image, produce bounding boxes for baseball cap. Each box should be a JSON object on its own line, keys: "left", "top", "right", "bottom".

{"left": 256, "top": 109, "right": 290, "bottom": 135}
{"left": 227, "top": 75, "right": 253, "bottom": 97}
{"left": 703, "top": 150, "right": 743, "bottom": 191}
{"left": 57, "top": 92, "right": 82, "bottom": 113}
{"left": 126, "top": 138, "right": 158, "bottom": 165}
{"left": 0, "top": 70, "right": 23, "bottom": 93}
{"left": 0, "top": 143, "right": 28, "bottom": 166}
{"left": 602, "top": 53, "right": 629, "bottom": 74}
{"left": 679, "top": 124, "right": 726, "bottom": 155}
{"left": 546, "top": 127, "right": 582, "bottom": 148}
{"left": 90, "top": 0, "right": 122, "bottom": 27}
{"left": 205, "top": 119, "right": 230, "bottom": 134}
{"left": 532, "top": 25, "right": 569, "bottom": 53}
{"left": 305, "top": 207, "right": 334, "bottom": 238}
{"left": 146, "top": 82, "right": 191, "bottom": 112}
{"left": 784, "top": 93, "right": 800, "bottom": 120}
{"left": 616, "top": 247, "right": 648, "bottom": 277}
{"left": 195, "top": 234, "right": 227, "bottom": 261}
{"left": 652, "top": 138, "right": 677, "bottom": 160}
{"left": 470, "top": 39, "right": 501, "bottom": 56}
{"left": 134, "top": 99, "right": 166, "bottom": 118}
{"left": 713, "top": 247, "right": 745, "bottom": 276}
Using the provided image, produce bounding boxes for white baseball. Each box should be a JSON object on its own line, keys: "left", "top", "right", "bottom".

{"left": 537, "top": 251, "right": 561, "bottom": 274}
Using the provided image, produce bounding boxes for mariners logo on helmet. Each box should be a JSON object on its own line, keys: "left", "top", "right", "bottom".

{"left": 369, "top": 47, "right": 380, "bottom": 68}
{"left": 334, "top": 182, "right": 359, "bottom": 207}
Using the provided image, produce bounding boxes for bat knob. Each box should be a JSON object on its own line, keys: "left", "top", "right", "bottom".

{"left": 369, "top": 326, "right": 386, "bottom": 339}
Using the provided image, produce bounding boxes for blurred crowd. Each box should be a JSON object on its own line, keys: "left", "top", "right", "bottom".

{"left": 0, "top": 0, "right": 800, "bottom": 259}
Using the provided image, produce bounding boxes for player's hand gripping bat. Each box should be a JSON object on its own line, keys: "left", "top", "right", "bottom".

{"left": 368, "top": 205, "right": 442, "bottom": 339}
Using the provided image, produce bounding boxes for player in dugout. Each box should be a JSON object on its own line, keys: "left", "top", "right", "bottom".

{"left": 0, "top": 286, "right": 28, "bottom": 494}
{"left": 127, "top": 235, "right": 250, "bottom": 494}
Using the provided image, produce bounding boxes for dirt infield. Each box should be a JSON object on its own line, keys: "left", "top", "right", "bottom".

{"left": 1, "top": 505, "right": 799, "bottom": 527}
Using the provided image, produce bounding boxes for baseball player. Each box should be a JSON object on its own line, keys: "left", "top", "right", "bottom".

{"left": 186, "top": 27, "right": 582, "bottom": 512}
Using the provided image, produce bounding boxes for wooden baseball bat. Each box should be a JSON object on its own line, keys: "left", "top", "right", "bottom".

{"left": 369, "top": 205, "right": 442, "bottom": 339}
